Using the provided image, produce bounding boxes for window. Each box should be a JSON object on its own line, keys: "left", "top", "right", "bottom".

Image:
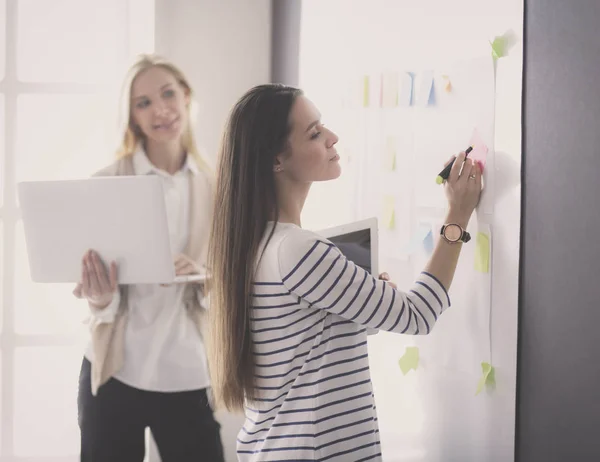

{"left": 0, "top": 0, "right": 154, "bottom": 459}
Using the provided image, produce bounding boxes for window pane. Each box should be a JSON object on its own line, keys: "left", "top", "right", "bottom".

{"left": 14, "top": 346, "right": 81, "bottom": 456}
{"left": 15, "top": 94, "right": 117, "bottom": 186}
{"left": 17, "top": 0, "right": 126, "bottom": 83}
{"left": 0, "top": 94, "right": 4, "bottom": 206}
{"left": 15, "top": 221, "right": 90, "bottom": 336}
{"left": 0, "top": 223, "right": 3, "bottom": 332}
{"left": 0, "top": 0, "right": 5, "bottom": 80}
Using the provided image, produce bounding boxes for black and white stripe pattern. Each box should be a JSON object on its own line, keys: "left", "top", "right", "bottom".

{"left": 237, "top": 224, "right": 450, "bottom": 461}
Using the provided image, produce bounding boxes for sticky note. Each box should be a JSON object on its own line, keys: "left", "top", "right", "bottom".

{"left": 475, "top": 362, "right": 496, "bottom": 395}
{"left": 416, "top": 71, "right": 435, "bottom": 106}
{"left": 384, "top": 136, "right": 396, "bottom": 171}
{"left": 368, "top": 74, "right": 382, "bottom": 108}
{"left": 382, "top": 72, "right": 399, "bottom": 108}
{"left": 490, "top": 29, "right": 517, "bottom": 59}
{"left": 441, "top": 74, "right": 452, "bottom": 93}
{"left": 362, "top": 76, "right": 370, "bottom": 107}
{"left": 383, "top": 196, "right": 395, "bottom": 230}
{"left": 490, "top": 37, "right": 506, "bottom": 59}
{"left": 474, "top": 231, "right": 491, "bottom": 273}
{"left": 398, "top": 347, "right": 419, "bottom": 375}
{"left": 468, "top": 129, "right": 489, "bottom": 172}
{"left": 399, "top": 72, "right": 414, "bottom": 106}
{"left": 423, "top": 229, "right": 434, "bottom": 255}
{"left": 404, "top": 223, "right": 432, "bottom": 254}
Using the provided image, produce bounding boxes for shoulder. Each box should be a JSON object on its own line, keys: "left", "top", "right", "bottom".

{"left": 92, "top": 156, "right": 133, "bottom": 177}
{"left": 277, "top": 225, "right": 336, "bottom": 270}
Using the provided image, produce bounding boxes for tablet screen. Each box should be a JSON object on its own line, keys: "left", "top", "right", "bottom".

{"left": 327, "top": 228, "right": 372, "bottom": 274}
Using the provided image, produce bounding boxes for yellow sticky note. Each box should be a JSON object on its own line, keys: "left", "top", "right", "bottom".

{"left": 384, "top": 136, "right": 396, "bottom": 171}
{"left": 475, "top": 362, "right": 496, "bottom": 395}
{"left": 474, "top": 232, "right": 490, "bottom": 273}
{"left": 383, "top": 196, "right": 395, "bottom": 230}
{"left": 382, "top": 72, "right": 399, "bottom": 108}
{"left": 441, "top": 74, "right": 452, "bottom": 93}
{"left": 398, "top": 347, "right": 419, "bottom": 375}
{"left": 362, "top": 75, "right": 370, "bottom": 107}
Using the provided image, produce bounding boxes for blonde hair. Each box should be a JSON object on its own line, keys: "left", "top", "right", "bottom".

{"left": 116, "top": 54, "right": 211, "bottom": 173}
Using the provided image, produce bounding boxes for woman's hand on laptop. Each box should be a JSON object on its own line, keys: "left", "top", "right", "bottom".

{"left": 174, "top": 254, "right": 200, "bottom": 276}
{"left": 160, "top": 254, "right": 201, "bottom": 287}
{"left": 73, "top": 250, "right": 118, "bottom": 310}
{"left": 378, "top": 272, "right": 397, "bottom": 289}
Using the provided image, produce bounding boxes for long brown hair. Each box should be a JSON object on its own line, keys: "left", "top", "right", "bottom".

{"left": 208, "top": 84, "right": 303, "bottom": 411}
{"left": 116, "top": 54, "right": 210, "bottom": 173}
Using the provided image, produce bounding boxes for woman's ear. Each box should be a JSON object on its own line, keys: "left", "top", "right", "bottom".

{"left": 273, "top": 156, "right": 284, "bottom": 173}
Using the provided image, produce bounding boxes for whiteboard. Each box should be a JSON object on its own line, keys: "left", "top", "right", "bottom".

{"left": 300, "top": 2, "right": 523, "bottom": 461}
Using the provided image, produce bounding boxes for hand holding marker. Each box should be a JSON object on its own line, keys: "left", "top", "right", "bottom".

{"left": 436, "top": 145, "right": 474, "bottom": 184}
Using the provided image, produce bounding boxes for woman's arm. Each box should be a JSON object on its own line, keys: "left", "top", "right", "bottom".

{"left": 278, "top": 230, "right": 448, "bottom": 335}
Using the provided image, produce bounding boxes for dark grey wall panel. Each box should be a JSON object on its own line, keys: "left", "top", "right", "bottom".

{"left": 518, "top": 0, "right": 600, "bottom": 460}
{"left": 271, "top": 0, "right": 302, "bottom": 85}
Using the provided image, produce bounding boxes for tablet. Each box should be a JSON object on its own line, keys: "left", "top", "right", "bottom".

{"left": 317, "top": 218, "right": 380, "bottom": 335}
{"left": 317, "top": 217, "right": 379, "bottom": 277}
{"left": 18, "top": 175, "right": 188, "bottom": 285}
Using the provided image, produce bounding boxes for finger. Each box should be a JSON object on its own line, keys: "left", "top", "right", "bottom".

{"left": 378, "top": 272, "right": 389, "bottom": 281}
{"left": 459, "top": 158, "right": 476, "bottom": 185}
{"left": 176, "top": 262, "right": 196, "bottom": 276}
{"left": 86, "top": 253, "right": 102, "bottom": 296}
{"left": 109, "top": 261, "right": 118, "bottom": 292}
{"left": 479, "top": 166, "right": 484, "bottom": 190}
{"left": 388, "top": 282, "right": 398, "bottom": 289}
{"left": 472, "top": 162, "right": 483, "bottom": 187}
{"left": 73, "top": 283, "right": 83, "bottom": 298}
{"left": 174, "top": 255, "right": 189, "bottom": 272}
{"left": 82, "top": 258, "right": 91, "bottom": 298}
{"left": 443, "top": 155, "right": 456, "bottom": 168}
{"left": 91, "top": 252, "right": 111, "bottom": 293}
{"left": 448, "top": 152, "right": 466, "bottom": 183}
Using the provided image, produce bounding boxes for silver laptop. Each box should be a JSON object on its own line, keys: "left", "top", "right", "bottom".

{"left": 18, "top": 175, "right": 205, "bottom": 285}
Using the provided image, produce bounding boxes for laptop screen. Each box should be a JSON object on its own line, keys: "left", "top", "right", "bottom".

{"left": 327, "top": 228, "right": 373, "bottom": 274}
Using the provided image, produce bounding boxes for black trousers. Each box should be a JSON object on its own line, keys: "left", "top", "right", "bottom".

{"left": 78, "top": 358, "right": 225, "bottom": 462}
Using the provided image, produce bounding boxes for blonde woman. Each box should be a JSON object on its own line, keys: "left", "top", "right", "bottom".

{"left": 74, "top": 55, "right": 224, "bottom": 461}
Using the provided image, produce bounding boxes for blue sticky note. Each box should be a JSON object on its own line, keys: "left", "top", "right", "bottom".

{"left": 417, "top": 71, "right": 435, "bottom": 106}
{"left": 404, "top": 223, "right": 432, "bottom": 255}
{"left": 423, "top": 229, "right": 434, "bottom": 255}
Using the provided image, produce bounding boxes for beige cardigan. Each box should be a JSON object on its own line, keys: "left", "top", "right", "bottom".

{"left": 89, "top": 155, "right": 213, "bottom": 395}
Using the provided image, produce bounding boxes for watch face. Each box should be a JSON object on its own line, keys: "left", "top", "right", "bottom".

{"left": 444, "top": 224, "right": 462, "bottom": 242}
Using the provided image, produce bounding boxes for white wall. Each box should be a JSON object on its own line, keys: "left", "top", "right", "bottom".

{"left": 155, "top": 0, "right": 272, "bottom": 162}
{"left": 154, "top": 1, "right": 272, "bottom": 460}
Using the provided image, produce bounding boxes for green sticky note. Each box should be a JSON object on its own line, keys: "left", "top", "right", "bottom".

{"left": 383, "top": 196, "right": 395, "bottom": 230}
{"left": 490, "top": 36, "right": 506, "bottom": 59}
{"left": 475, "top": 362, "right": 496, "bottom": 395}
{"left": 490, "top": 29, "right": 517, "bottom": 59}
{"left": 474, "top": 232, "right": 490, "bottom": 273}
{"left": 398, "top": 346, "right": 419, "bottom": 375}
{"left": 384, "top": 136, "right": 396, "bottom": 171}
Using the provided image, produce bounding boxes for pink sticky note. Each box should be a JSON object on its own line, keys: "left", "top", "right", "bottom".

{"left": 468, "top": 129, "right": 489, "bottom": 172}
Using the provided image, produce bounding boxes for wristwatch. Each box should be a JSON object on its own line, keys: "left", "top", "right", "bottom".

{"left": 440, "top": 223, "right": 471, "bottom": 244}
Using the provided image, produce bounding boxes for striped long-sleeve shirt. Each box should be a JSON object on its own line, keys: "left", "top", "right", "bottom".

{"left": 237, "top": 222, "right": 451, "bottom": 461}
